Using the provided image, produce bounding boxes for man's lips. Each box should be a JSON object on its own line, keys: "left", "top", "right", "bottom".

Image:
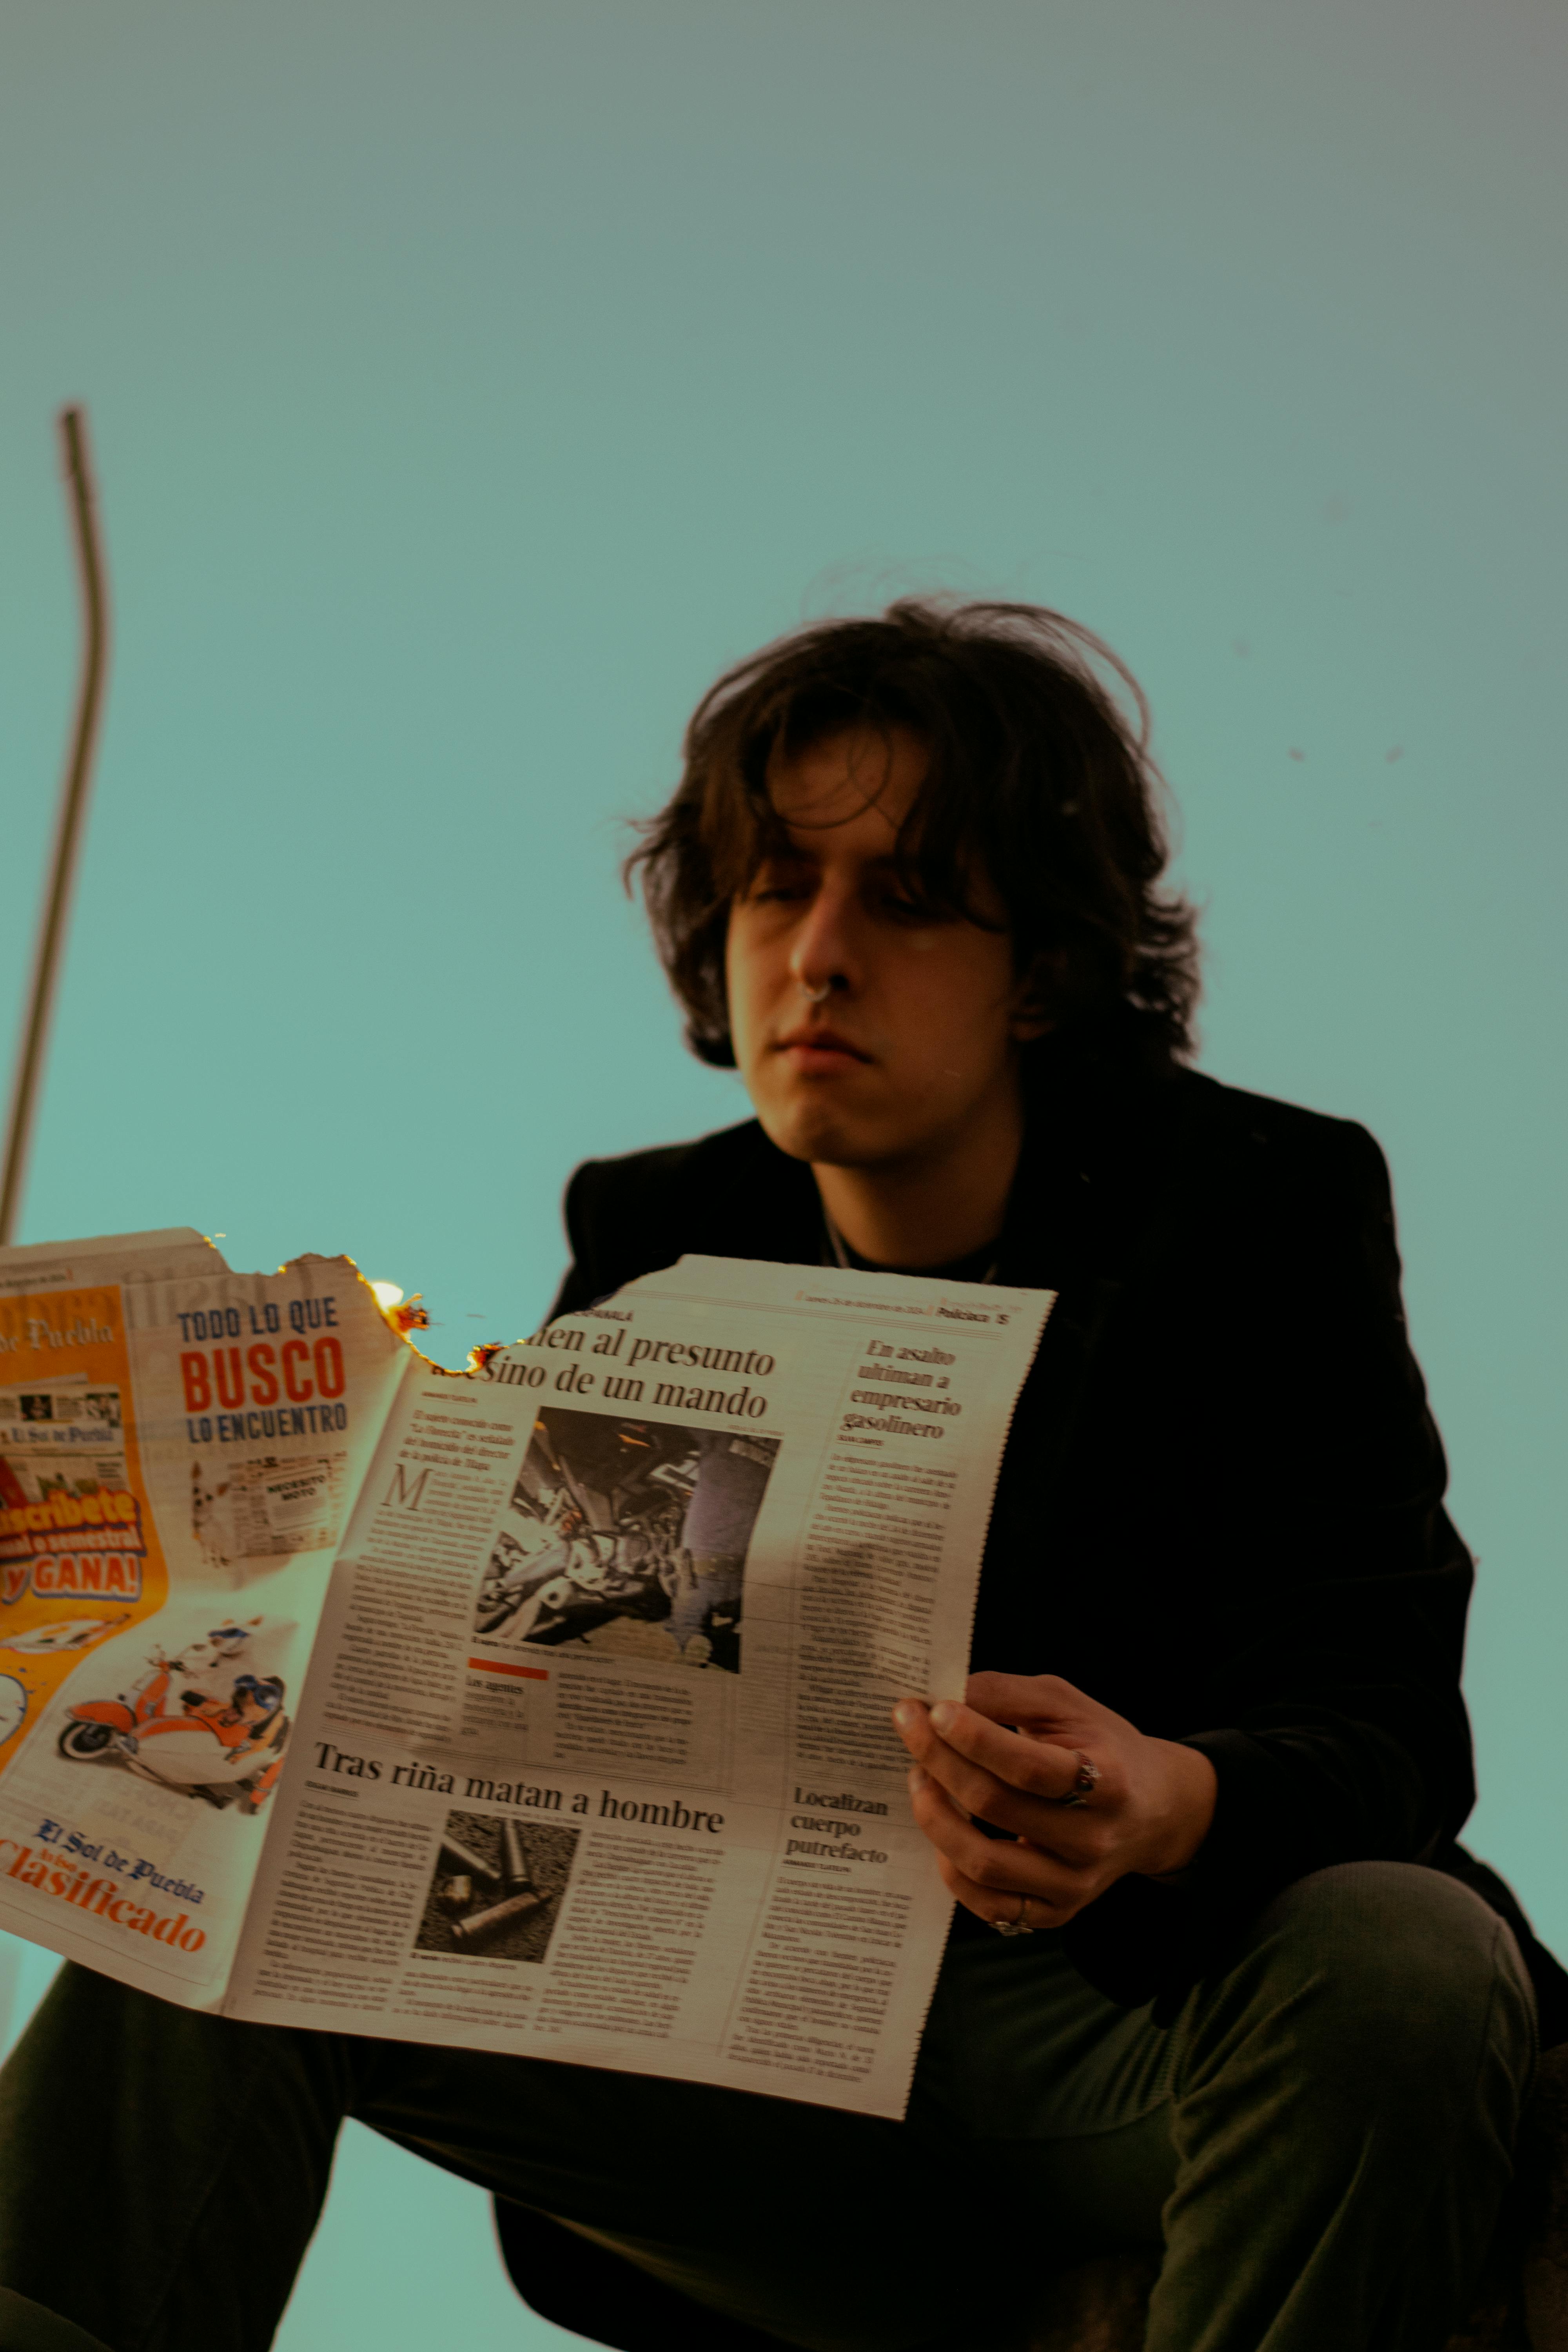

{"left": 772, "top": 1027, "right": 872, "bottom": 1066}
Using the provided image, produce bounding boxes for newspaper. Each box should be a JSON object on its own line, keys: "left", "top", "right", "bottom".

{"left": 0, "top": 1229, "right": 1051, "bottom": 2118}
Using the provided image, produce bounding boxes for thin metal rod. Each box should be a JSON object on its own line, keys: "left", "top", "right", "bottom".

{"left": 0, "top": 406, "right": 111, "bottom": 1245}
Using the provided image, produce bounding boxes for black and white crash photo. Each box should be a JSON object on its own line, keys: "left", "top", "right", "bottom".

{"left": 473, "top": 1407, "right": 779, "bottom": 1673}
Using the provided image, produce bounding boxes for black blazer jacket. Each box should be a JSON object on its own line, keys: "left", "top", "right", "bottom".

{"left": 546, "top": 1031, "right": 1565, "bottom": 2031}
{"left": 497, "top": 1032, "right": 1566, "bottom": 2348}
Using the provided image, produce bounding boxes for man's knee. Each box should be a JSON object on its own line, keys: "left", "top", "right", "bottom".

{"left": 1194, "top": 1862, "right": 1535, "bottom": 2107}
{"left": 0, "top": 2285, "right": 113, "bottom": 2352}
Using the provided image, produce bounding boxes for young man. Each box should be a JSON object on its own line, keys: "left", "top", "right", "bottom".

{"left": 0, "top": 600, "right": 1556, "bottom": 2352}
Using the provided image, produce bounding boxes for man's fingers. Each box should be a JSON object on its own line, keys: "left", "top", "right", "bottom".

{"left": 926, "top": 1700, "right": 1095, "bottom": 1802}
{"left": 926, "top": 1742, "right": 1089, "bottom": 1845}
{"left": 894, "top": 1703, "right": 1033, "bottom": 1829}
{"left": 964, "top": 1670, "right": 1093, "bottom": 1726}
{"left": 907, "top": 1767, "right": 1096, "bottom": 1905}
{"left": 935, "top": 1852, "right": 1083, "bottom": 1929}
{"left": 896, "top": 1696, "right": 1085, "bottom": 1800}
{"left": 893, "top": 1699, "right": 1110, "bottom": 1850}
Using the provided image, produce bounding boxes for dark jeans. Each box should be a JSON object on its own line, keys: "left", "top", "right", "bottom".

{"left": 0, "top": 1862, "right": 1535, "bottom": 2352}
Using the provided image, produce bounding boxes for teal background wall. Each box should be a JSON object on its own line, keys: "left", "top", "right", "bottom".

{"left": 0, "top": 2, "right": 1564, "bottom": 2341}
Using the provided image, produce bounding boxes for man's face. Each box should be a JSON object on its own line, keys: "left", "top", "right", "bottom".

{"left": 725, "top": 728, "right": 1039, "bottom": 1174}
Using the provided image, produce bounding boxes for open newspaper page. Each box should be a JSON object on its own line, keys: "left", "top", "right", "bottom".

{"left": 228, "top": 1256, "right": 1053, "bottom": 2118}
{"left": 0, "top": 1230, "right": 412, "bottom": 2008}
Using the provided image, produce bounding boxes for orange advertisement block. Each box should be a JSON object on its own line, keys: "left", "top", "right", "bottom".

{"left": 0, "top": 1284, "right": 169, "bottom": 1770}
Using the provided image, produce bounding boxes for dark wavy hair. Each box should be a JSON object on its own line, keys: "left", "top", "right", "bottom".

{"left": 626, "top": 597, "right": 1200, "bottom": 1066}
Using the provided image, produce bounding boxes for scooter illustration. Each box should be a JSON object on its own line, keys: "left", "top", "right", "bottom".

{"left": 57, "top": 1624, "right": 289, "bottom": 1813}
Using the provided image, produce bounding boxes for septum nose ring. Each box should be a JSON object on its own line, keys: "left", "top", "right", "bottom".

{"left": 800, "top": 981, "right": 833, "bottom": 1004}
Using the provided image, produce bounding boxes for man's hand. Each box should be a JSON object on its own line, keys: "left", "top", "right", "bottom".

{"left": 891, "top": 1672, "right": 1218, "bottom": 1931}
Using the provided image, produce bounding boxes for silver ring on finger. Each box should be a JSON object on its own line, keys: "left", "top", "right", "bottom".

{"left": 1044, "top": 1751, "right": 1100, "bottom": 1809}
{"left": 992, "top": 1891, "right": 1036, "bottom": 1938}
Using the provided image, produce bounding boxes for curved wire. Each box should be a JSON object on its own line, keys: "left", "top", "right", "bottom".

{"left": 0, "top": 405, "right": 111, "bottom": 1245}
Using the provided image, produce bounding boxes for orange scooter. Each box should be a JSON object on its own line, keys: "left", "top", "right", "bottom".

{"left": 58, "top": 1634, "right": 289, "bottom": 1813}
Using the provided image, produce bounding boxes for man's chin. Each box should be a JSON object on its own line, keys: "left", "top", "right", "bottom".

{"left": 750, "top": 1097, "right": 889, "bottom": 1171}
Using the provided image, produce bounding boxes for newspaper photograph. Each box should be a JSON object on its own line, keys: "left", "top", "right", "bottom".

{"left": 474, "top": 1408, "right": 779, "bottom": 1672}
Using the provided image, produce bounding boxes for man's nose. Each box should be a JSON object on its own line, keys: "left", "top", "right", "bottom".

{"left": 788, "top": 884, "right": 858, "bottom": 998}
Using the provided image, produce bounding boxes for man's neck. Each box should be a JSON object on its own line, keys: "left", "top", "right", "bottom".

{"left": 810, "top": 1103, "right": 1024, "bottom": 1272}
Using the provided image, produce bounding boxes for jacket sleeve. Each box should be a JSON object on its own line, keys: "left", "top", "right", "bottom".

{"left": 544, "top": 1145, "right": 701, "bottom": 1318}
{"left": 1062, "top": 1118, "right": 1478, "bottom": 2012}
{"left": 545, "top": 1162, "right": 611, "bottom": 1319}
